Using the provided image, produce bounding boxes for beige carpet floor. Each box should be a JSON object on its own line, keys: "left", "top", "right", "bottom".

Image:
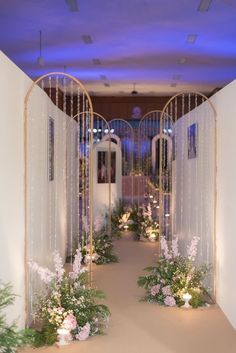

{"left": 23, "top": 233, "right": 236, "bottom": 353}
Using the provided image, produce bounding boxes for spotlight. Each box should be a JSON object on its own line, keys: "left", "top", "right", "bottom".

{"left": 110, "top": 128, "right": 115, "bottom": 133}
{"left": 104, "top": 129, "right": 109, "bottom": 134}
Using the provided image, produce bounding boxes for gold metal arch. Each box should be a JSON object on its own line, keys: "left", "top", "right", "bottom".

{"left": 24, "top": 72, "right": 94, "bottom": 324}
{"left": 109, "top": 118, "right": 135, "bottom": 205}
{"left": 160, "top": 91, "right": 217, "bottom": 301}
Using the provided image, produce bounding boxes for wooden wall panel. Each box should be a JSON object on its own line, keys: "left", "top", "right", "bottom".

{"left": 91, "top": 96, "right": 172, "bottom": 120}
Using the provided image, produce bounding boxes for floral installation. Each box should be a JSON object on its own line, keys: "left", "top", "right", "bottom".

{"left": 67, "top": 211, "right": 119, "bottom": 266}
{"left": 0, "top": 282, "right": 35, "bottom": 352}
{"left": 110, "top": 202, "right": 127, "bottom": 237}
{"left": 118, "top": 210, "right": 133, "bottom": 231}
{"left": 81, "top": 233, "right": 119, "bottom": 265}
{"left": 139, "top": 203, "right": 160, "bottom": 242}
{"left": 137, "top": 236, "right": 210, "bottom": 308}
{"left": 29, "top": 249, "right": 110, "bottom": 346}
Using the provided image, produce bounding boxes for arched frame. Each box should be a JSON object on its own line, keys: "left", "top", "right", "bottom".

{"left": 160, "top": 91, "right": 217, "bottom": 301}
{"left": 24, "top": 72, "right": 94, "bottom": 324}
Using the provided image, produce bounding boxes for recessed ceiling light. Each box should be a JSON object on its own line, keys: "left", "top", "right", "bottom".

{"left": 104, "top": 83, "right": 110, "bottom": 87}
{"left": 92, "top": 58, "right": 101, "bottom": 65}
{"left": 186, "top": 34, "right": 198, "bottom": 44}
{"left": 198, "top": 0, "right": 212, "bottom": 11}
{"left": 82, "top": 35, "right": 93, "bottom": 44}
{"left": 65, "top": 0, "right": 79, "bottom": 12}
{"left": 172, "top": 74, "right": 182, "bottom": 80}
{"left": 178, "top": 57, "right": 187, "bottom": 64}
{"left": 170, "top": 82, "right": 177, "bottom": 87}
{"left": 100, "top": 74, "right": 107, "bottom": 80}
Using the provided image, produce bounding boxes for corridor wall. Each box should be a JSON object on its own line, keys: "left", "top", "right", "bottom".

{"left": 0, "top": 51, "right": 30, "bottom": 327}
{"left": 210, "top": 80, "right": 236, "bottom": 330}
{"left": 0, "top": 51, "right": 67, "bottom": 327}
{"left": 173, "top": 80, "right": 236, "bottom": 329}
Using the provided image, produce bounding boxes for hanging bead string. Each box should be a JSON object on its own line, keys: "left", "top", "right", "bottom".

{"left": 40, "top": 79, "right": 45, "bottom": 265}
{"left": 199, "top": 100, "right": 204, "bottom": 260}
{"left": 195, "top": 94, "right": 199, "bottom": 249}
{"left": 69, "top": 80, "right": 74, "bottom": 262}
{"left": 81, "top": 106, "right": 85, "bottom": 248}
{"left": 85, "top": 100, "right": 89, "bottom": 241}
{"left": 169, "top": 103, "right": 173, "bottom": 239}
{"left": 187, "top": 94, "right": 191, "bottom": 239}
{"left": 82, "top": 93, "right": 86, "bottom": 250}
{"left": 77, "top": 87, "right": 80, "bottom": 250}
{"left": 48, "top": 76, "right": 53, "bottom": 254}
{"left": 54, "top": 76, "right": 59, "bottom": 250}
{"left": 173, "top": 97, "right": 177, "bottom": 235}
{"left": 180, "top": 95, "right": 184, "bottom": 237}
{"left": 62, "top": 76, "right": 68, "bottom": 257}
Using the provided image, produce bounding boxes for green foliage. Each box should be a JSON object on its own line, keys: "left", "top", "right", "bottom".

{"left": 128, "top": 206, "right": 143, "bottom": 239}
{"left": 0, "top": 282, "right": 34, "bottom": 352}
{"left": 139, "top": 203, "right": 160, "bottom": 241}
{"left": 110, "top": 202, "right": 126, "bottom": 236}
{"left": 79, "top": 233, "right": 118, "bottom": 265}
{"left": 93, "top": 233, "right": 119, "bottom": 265}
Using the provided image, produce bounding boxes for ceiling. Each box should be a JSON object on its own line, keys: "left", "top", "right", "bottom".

{"left": 0, "top": 0, "right": 236, "bottom": 96}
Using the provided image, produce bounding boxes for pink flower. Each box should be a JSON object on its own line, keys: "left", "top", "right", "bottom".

{"left": 69, "top": 249, "right": 82, "bottom": 279}
{"left": 162, "top": 285, "right": 172, "bottom": 296}
{"left": 160, "top": 237, "right": 172, "bottom": 260}
{"left": 187, "top": 236, "right": 200, "bottom": 261}
{"left": 63, "top": 313, "right": 77, "bottom": 331}
{"left": 53, "top": 250, "right": 65, "bottom": 282}
{"left": 164, "top": 296, "right": 176, "bottom": 307}
{"left": 29, "top": 261, "right": 55, "bottom": 284}
{"left": 150, "top": 284, "right": 160, "bottom": 296}
{"left": 171, "top": 237, "right": 180, "bottom": 258}
{"left": 76, "top": 323, "right": 90, "bottom": 341}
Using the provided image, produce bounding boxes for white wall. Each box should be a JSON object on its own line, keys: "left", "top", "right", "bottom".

{"left": 172, "top": 102, "right": 215, "bottom": 273}
{"left": 0, "top": 51, "right": 68, "bottom": 327}
{"left": 173, "top": 81, "right": 236, "bottom": 329}
{"left": 0, "top": 51, "right": 29, "bottom": 328}
{"left": 27, "top": 85, "right": 68, "bottom": 321}
{"left": 210, "top": 80, "right": 236, "bottom": 329}
{"left": 93, "top": 140, "right": 122, "bottom": 221}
